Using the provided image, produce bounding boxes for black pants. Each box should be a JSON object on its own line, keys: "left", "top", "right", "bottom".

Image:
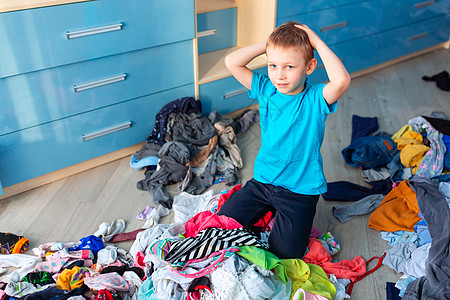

{"left": 218, "top": 178, "right": 319, "bottom": 259}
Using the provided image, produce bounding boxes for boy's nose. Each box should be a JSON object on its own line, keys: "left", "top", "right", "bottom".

{"left": 277, "top": 69, "right": 285, "bottom": 79}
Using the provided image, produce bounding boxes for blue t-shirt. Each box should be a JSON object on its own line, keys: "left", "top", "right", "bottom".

{"left": 248, "top": 71, "right": 337, "bottom": 195}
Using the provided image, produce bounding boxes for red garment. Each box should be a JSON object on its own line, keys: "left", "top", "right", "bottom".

{"left": 217, "top": 184, "right": 273, "bottom": 229}
{"left": 303, "top": 238, "right": 366, "bottom": 281}
{"left": 184, "top": 211, "right": 243, "bottom": 238}
{"left": 94, "top": 289, "right": 114, "bottom": 300}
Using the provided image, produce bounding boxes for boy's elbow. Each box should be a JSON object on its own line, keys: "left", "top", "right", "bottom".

{"left": 224, "top": 54, "right": 234, "bottom": 70}
{"left": 339, "top": 74, "right": 351, "bottom": 92}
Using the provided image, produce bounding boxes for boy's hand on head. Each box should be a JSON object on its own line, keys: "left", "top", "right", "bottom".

{"left": 294, "top": 24, "right": 321, "bottom": 50}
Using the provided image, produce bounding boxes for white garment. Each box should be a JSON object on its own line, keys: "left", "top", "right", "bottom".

{"left": 172, "top": 190, "right": 214, "bottom": 223}
{"left": 0, "top": 254, "right": 41, "bottom": 283}
{"left": 129, "top": 223, "right": 184, "bottom": 259}
{"left": 150, "top": 265, "right": 192, "bottom": 299}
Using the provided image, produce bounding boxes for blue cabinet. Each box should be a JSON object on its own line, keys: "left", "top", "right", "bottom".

{"left": 0, "top": 0, "right": 195, "bottom": 192}
{"left": 0, "top": 0, "right": 195, "bottom": 78}
{"left": 197, "top": 8, "right": 237, "bottom": 54}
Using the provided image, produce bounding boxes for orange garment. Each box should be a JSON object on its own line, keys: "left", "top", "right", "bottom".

{"left": 56, "top": 266, "right": 89, "bottom": 290}
{"left": 302, "top": 238, "right": 366, "bottom": 282}
{"left": 368, "top": 180, "right": 421, "bottom": 232}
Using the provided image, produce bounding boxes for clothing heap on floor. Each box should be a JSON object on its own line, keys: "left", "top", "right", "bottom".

{"left": 323, "top": 113, "right": 450, "bottom": 300}
{"left": 0, "top": 188, "right": 368, "bottom": 300}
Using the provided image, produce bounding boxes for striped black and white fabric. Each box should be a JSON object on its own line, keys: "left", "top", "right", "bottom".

{"left": 165, "top": 227, "right": 267, "bottom": 263}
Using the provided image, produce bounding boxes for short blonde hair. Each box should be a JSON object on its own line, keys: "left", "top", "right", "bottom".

{"left": 267, "top": 21, "right": 314, "bottom": 63}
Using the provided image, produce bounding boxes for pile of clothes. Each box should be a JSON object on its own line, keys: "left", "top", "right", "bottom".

{"left": 324, "top": 113, "right": 450, "bottom": 299}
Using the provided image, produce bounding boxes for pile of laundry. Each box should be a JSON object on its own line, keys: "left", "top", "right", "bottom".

{"left": 0, "top": 187, "right": 368, "bottom": 300}
{"left": 323, "top": 113, "right": 450, "bottom": 300}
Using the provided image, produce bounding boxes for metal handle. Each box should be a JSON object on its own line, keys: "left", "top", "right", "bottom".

{"left": 197, "top": 29, "right": 217, "bottom": 38}
{"left": 66, "top": 23, "right": 124, "bottom": 39}
{"left": 223, "top": 88, "right": 247, "bottom": 99}
{"left": 414, "top": 0, "right": 434, "bottom": 9}
{"left": 408, "top": 32, "right": 429, "bottom": 42}
{"left": 320, "top": 21, "right": 348, "bottom": 32}
{"left": 73, "top": 74, "right": 127, "bottom": 92}
{"left": 82, "top": 121, "right": 132, "bottom": 141}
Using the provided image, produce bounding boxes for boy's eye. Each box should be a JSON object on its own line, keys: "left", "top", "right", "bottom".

{"left": 287, "top": 65, "right": 294, "bottom": 69}
{"left": 269, "top": 64, "right": 276, "bottom": 68}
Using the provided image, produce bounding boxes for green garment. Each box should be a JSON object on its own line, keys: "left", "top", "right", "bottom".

{"left": 237, "top": 246, "right": 288, "bottom": 283}
{"left": 281, "top": 259, "right": 336, "bottom": 300}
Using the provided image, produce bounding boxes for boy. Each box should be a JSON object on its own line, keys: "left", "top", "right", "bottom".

{"left": 218, "top": 22, "right": 351, "bottom": 259}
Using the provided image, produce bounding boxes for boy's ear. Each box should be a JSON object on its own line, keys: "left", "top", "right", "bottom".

{"left": 306, "top": 58, "right": 317, "bottom": 75}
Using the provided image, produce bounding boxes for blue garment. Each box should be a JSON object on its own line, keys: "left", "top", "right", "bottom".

{"left": 341, "top": 136, "right": 398, "bottom": 169}
{"left": 69, "top": 235, "right": 104, "bottom": 255}
{"left": 248, "top": 72, "right": 336, "bottom": 195}
{"left": 351, "top": 115, "right": 379, "bottom": 143}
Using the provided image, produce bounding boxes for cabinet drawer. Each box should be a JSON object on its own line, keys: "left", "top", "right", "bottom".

{"left": 0, "top": 0, "right": 195, "bottom": 78}
{"left": 277, "top": 0, "right": 364, "bottom": 19}
{"left": 378, "top": 15, "right": 450, "bottom": 63}
{"left": 0, "top": 40, "right": 194, "bottom": 136}
{"left": 277, "top": 0, "right": 382, "bottom": 45}
{"left": 199, "top": 67, "right": 267, "bottom": 115}
{"left": 0, "top": 84, "right": 195, "bottom": 187}
{"left": 197, "top": 8, "right": 237, "bottom": 54}
{"left": 381, "top": 0, "right": 450, "bottom": 31}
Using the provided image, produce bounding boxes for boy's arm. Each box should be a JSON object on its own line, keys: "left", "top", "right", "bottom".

{"left": 224, "top": 41, "right": 267, "bottom": 90}
{"left": 295, "top": 24, "right": 351, "bottom": 105}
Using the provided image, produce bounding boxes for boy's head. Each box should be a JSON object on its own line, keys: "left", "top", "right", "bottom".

{"left": 266, "top": 21, "right": 314, "bottom": 63}
{"left": 266, "top": 22, "right": 317, "bottom": 95}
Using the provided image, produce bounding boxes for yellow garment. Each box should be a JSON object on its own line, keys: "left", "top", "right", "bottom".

{"left": 56, "top": 266, "right": 88, "bottom": 290}
{"left": 391, "top": 125, "right": 413, "bottom": 141}
{"left": 394, "top": 131, "right": 423, "bottom": 150}
{"left": 400, "top": 144, "right": 430, "bottom": 174}
{"left": 281, "top": 259, "right": 336, "bottom": 300}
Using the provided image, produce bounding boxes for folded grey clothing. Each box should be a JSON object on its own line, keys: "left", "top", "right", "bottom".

{"left": 208, "top": 109, "right": 259, "bottom": 137}
{"left": 332, "top": 194, "right": 384, "bottom": 223}
{"left": 361, "top": 167, "right": 391, "bottom": 183}
{"left": 167, "top": 112, "right": 217, "bottom": 146}
{"left": 214, "top": 122, "right": 243, "bottom": 169}
{"left": 134, "top": 142, "right": 162, "bottom": 161}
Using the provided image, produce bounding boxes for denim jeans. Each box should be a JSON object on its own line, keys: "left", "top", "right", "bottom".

{"left": 342, "top": 136, "right": 398, "bottom": 169}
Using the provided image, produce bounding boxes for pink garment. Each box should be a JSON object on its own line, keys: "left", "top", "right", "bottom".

{"left": 34, "top": 258, "right": 93, "bottom": 273}
{"left": 293, "top": 288, "right": 329, "bottom": 300}
{"left": 134, "top": 251, "right": 146, "bottom": 270}
{"left": 309, "top": 226, "right": 323, "bottom": 238}
{"left": 184, "top": 211, "right": 243, "bottom": 238}
{"left": 84, "top": 272, "right": 130, "bottom": 292}
{"left": 303, "top": 238, "right": 366, "bottom": 281}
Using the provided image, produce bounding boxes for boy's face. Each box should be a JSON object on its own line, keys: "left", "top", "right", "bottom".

{"left": 266, "top": 45, "right": 316, "bottom": 95}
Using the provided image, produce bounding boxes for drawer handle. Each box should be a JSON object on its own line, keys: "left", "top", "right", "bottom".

{"left": 408, "top": 32, "right": 429, "bottom": 42}
{"left": 320, "top": 21, "right": 348, "bottom": 32}
{"left": 66, "top": 23, "right": 124, "bottom": 39}
{"left": 197, "top": 29, "right": 217, "bottom": 38}
{"left": 317, "top": 58, "right": 344, "bottom": 70}
{"left": 414, "top": 0, "right": 435, "bottom": 9}
{"left": 82, "top": 121, "right": 132, "bottom": 142}
{"left": 73, "top": 74, "right": 127, "bottom": 92}
{"left": 223, "top": 88, "right": 247, "bottom": 99}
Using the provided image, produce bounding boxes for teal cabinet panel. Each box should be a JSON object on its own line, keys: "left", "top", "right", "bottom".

{"left": 197, "top": 8, "right": 237, "bottom": 54}
{"left": 277, "top": 0, "right": 365, "bottom": 19}
{"left": 199, "top": 67, "right": 267, "bottom": 115}
{"left": 277, "top": 0, "right": 382, "bottom": 45}
{"left": 0, "top": 84, "right": 195, "bottom": 187}
{"left": 0, "top": 0, "right": 195, "bottom": 78}
{"left": 381, "top": 0, "right": 450, "bottom": 31}
{"left": 0, "top": 40, "right": 194, "bottom": 136}
{"left": 378, "top": 15, "right": 450, "bottom": 63}
{"left": 0, "top": 179, "right": 3, "bottom": 196}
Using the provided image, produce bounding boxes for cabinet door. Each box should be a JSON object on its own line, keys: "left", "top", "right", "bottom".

{"left": 0, "top": 0, "right": 195, "bottom": 78}
{"left": 0, "top": 84, "right": 195, "bottom": 187}
{"left": 199, "top": 67, "right": 267, "bottom": 115}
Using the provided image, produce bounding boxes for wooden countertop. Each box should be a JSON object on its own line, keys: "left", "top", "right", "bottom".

{"left": 0, "top": 0, "right": 92, "bottom": 13}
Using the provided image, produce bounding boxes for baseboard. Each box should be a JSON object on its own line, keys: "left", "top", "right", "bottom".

{"left": 0, "top": 142, "right": 144, "bottom": 200}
